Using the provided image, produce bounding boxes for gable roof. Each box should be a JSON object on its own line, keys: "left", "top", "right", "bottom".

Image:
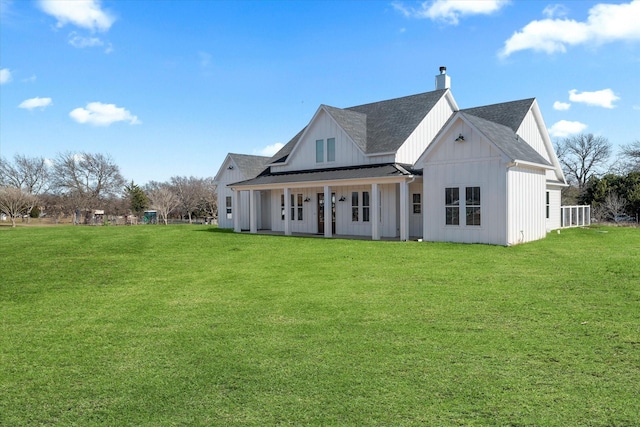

{"left": 228, "top": 153, "right": 271, "bottom": 178}
{"left": 461, "top": 98, "right": 535, "bottom": 132}
{"left": 268, "top": 89, "right": 449, "bottom": 164}
{"left": 460, "top": 112, "right": 551, "bottom": 167}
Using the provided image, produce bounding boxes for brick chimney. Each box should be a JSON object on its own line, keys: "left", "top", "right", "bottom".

{"left": 435, "top": 66, "right": 450, "bottom": 90}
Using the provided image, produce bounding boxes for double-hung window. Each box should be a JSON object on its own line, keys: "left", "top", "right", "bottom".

{"left": 445, "top": 187, "right": 481, "bottom": 226}
{"left": 297, "top": 194, "right": 303, "bottom": 221}
{"left": 281, "top": 194, "right": 285, "bottom": 220}
{"left": 445, "top": 188, "right": 459, "bottom": 225}
{"left": 546, "top": 191, "right": 550, "bottom": 219}
{"left": 412, "top": 194, "right": 421, "bottom": 214}
{"left": 352, "top": 192, "right": 359, "bottom": 221}
{"left": 226, "top": 196, "right": 232, "bottom": 219}
{"left": 465, "top": 187, "right": 481, "bottom": 226}
{"left": 362, "top": 191, "right": 370, "bottom": 222}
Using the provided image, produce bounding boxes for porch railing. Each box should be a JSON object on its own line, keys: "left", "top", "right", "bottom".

{"left": 560, "top": 205, "right": 591, "bottom": 228}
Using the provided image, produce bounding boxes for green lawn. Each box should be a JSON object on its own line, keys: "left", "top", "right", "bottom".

{"left": 1, "top": 225, "right": 638, "bottom": 426}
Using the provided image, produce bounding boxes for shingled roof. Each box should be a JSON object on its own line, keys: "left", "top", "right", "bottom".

{"left": 268, "top": 89, "right": 448, "bottom": 164}
{"left": 460, "top": 98, "right": 535, "bottom": 132}
{"left": 228, "top": 153, "right": 271, "bottom": 178}
{"left": 461, "top": 112, "right": 551, "bottom": 167}
{"left": 233, "top": 163, "right": 419, "bottom": 187}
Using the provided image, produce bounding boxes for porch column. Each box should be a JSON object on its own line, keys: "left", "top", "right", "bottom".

{"left": 371, "top": 183, "right": 380, "bottom": 240}
{"left": 324, "top": 185, "right": 332, "bottom": 238}
{"left": 399, "top": 181, "right": 409, "bottom": 241}
{"left": 233, "top": 189, "right": 241, "bottom": 232}
{"left": 249, "top": 189, "right": 257, "bottom": 234}
{"left": 284, "top": 187, "right": 291, "bottom": 236}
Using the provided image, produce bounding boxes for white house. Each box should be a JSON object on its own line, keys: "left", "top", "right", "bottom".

{"left": 214, "top": 67, "right": 568, "bottom": 245}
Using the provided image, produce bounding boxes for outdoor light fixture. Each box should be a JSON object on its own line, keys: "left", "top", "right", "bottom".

{"left": 304, "top": 197, "right": 311, "bottom": 202}
{"left": 227, "top": 165, "right": 234, "bottom": 169}
{"left": 455, "top": 134, "right": 465, "bottom": 142}
{"left": 339, "top": 196, "right": 346, "bottom": 202}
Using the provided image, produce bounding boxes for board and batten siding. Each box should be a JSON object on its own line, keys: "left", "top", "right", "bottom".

{"left": 546, "top": 187, "right": 562, "bottom": 231}
{"left": 270, "top": 109, "right": 391, "bottom": 174}
{"left": 420, "top": 122, "right": 508, "bottom": 245}
{"left": 395, "top": 95, "right": 456, "bottom": 164}
{"left": 506, "top": 166, "right": 547, "bottom": 245}
{"left": 216, "top": 159, "right": 250, "bottom": 229}
{"left": 515, "top": 111, "right": 551, "bottom": 164}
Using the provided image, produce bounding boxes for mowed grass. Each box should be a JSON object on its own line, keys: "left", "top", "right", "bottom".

{"left": 1, "top": 225, "right": 638, "bottom": 426}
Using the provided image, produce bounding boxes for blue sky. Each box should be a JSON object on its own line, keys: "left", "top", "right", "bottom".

{"left": 1, "top": 0, "right": 639, "bottom": 184}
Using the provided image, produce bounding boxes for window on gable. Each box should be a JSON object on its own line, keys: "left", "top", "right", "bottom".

{"left": 226, "top": 196, "right": 232, "bottom": 219}
{"left": 316, "top": 139, "right": 324, "bottom": 163}
{"left": 465, "top": 187, "right": 481, "bottom": 226}
{"left": 412, "top": 193, "right": 421, "bottom": 214}
{"left": 352, "top": 192, "right": 359, "bottom": 221}
{"left": 327, "top": 138, "right": 335, "bottom": 162}
{"left": 445, "top": 187, "right": 459, "bottom": 225}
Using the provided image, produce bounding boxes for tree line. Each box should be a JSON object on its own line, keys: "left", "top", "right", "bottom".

{"left": 555, "top": 134, "right": 639, "bottom": 222}
{"left": 0, "top": 151, "right": 216, "bottom": 227}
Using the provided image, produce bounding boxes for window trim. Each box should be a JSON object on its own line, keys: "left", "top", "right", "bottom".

{"left": 445, "top": 187, "right": 460, "bottom": 226}
{"left": 327, "top": 138, "right": 336, "bottom": 162}
{"left": 226, "top": 196, "right": 232, "bottom": 219}
{"left": 465, "top": 186, "right": 481, "bottom": 226}
{"left": 412, "top": 193, "right": 421, "bottom": 214}
{"left": 316, "top": 139, "right": 324, "bottom": 163}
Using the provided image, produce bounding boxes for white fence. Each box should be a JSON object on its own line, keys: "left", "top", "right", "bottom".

{"left": 560, "top": 205, "right": 591, "bottom": 228}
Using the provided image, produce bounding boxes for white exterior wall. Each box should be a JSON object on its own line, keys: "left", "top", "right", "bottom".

{"left": 215, "top": 158, "right": 250, "bottom": 229}
{"left": 421, "top": 122, "right": 508, "bottom": 245}
{"left": 396, "top": 95, "right": 456, "bottom": 164}
{"left": 515, "top": 111, "right": 551, "bottom": 163}
{"left": 270, "top": 110, "right": 385, "bottom": 173}
{"left": 546, "top": 187, "right": 562, "bottom": 231}
{"left": 506, "top": 166, "right": 547, "bottom": 245}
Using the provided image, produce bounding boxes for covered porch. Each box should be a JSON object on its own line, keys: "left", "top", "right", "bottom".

{"left": 229, "top": 164, "right": 422, "bottom": 241}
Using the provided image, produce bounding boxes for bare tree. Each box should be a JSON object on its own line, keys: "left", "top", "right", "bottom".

{"left": 148, "top": 186, "right": 179, "bottom": 225}
{"left": 555, "top": 133, "right": 612, "bottom": 190}
{"left": 170, "top": 176, "right": 214, "bottom": 223}
{"left": 0, "top": 155, "right": 50, "bottom": 221}
{"left": 603, "top": 191, "right": 627, "bottom": 221}
{"left": 50, "top": 152, "right": 125, "bottom": 223}
{"left": 0, "top": 186, "right": 37, "bottom": 227}
{"left": 619, "top": 140, "right": 640, "bottom": 173}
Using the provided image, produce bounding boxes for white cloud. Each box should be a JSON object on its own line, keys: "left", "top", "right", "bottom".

{"left": 569, "top": 88, "right": 619, "bottom": 109}
{"left": 38, "top": 0, "right": 115, "bottom": 32}
{"left": 68, "top": 31, "right": 103, "bottom": 48}
{"left": 543, "top": 4, "right": 569, "bottom": 19}
{"left": 549, "top": 120, "right": 588, "bottom": 138}
{"left": 69, "top": 102, "right": 141, "bottom": 126}
{"left": 393, "top": 0, "right": 509, "bottom": 25}
{"left": 553, "top": 101, "right": 571, "bottom": 111}
{"left": 254, "top": 143, "right": 284, "bottom": 157}
{"left": 500, "top": 0, "right": 640, "bottom": 57}
{"left": 0, "top": 68, "right": 11, "bottom": 84}
{"left": 18, "top": 97, "right": 53, "bottom": 110}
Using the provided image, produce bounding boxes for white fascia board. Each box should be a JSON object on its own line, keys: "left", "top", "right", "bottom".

{"left": 444, "top": 89, "right": 459, "bottom": 112}
{"left": 525, "top": 100, "right": 567, "bottom": 184}
{"left": 506, "top": 160, "right": 556, "bottom": 171}
{"left": 213, "top": 154, "right": 234, "bottom": 184}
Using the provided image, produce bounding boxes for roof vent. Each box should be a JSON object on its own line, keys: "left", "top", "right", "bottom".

{"left": 435, "top": 66, "right": 450, "bottom": 90}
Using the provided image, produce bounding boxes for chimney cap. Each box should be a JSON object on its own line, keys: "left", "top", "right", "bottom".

{"left": 439, "top": 66, "right": 447, "bottom": 74}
